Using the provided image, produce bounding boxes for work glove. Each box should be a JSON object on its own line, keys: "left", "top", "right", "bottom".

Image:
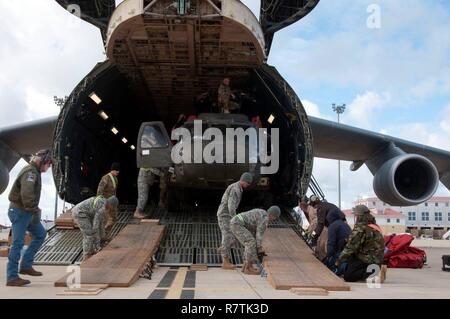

{"left": 32, "top": 208, "right": 42, "bottom": 225}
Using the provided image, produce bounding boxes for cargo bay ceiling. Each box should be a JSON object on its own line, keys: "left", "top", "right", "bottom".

{"left": 55, "top": 0, "right": 320, "bottom": 51}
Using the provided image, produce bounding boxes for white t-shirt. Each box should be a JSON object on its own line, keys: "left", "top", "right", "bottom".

{"left": 292, "top": 206, "right": 310, "bottom": 230}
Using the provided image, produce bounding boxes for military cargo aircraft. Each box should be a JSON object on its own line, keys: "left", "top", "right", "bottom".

{"left": 0, "top": 0, "right": 449, "bottom": 210}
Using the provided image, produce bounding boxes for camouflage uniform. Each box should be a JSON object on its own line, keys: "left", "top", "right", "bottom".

{"left": 72, "top": 196, "right": 108, "bottom": 258}
{"left": 217, "top": 182, "right": 243, "bottom": 259}
{"left": 97, "top": 173, "right": 118, "bottom": 232}
{"left": 338, "top": 213, "right": 385, "bottom": 282}
{"left": 230, "top": 209, "right": 268, "bottom": 264}
{"left": 218, "top": 83, "right": 231, "bottom": 113}
{"left": 137, "top": 168, "right": 167, "bottom": 211}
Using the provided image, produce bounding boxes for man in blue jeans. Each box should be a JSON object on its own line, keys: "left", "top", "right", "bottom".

{"left": 6, "top": 149, "right": 53, "bottom": 286}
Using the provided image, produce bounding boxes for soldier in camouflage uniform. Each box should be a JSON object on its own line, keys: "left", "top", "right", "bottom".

{"left": 134, "top": 167, "right": 168, "bottom": 219}
{"left": 217, "top": 172, "right": 253, "bottom": 270}
{"left": 6, "top": 150, "right": 53, "bottom": 287}
{"left": 97, "top": 162, "right": 120, "bottom": 235}
{"left": 230, "top": 206, "right": 281, "bottom": 275}
{"left": 336, "top": 205, "right": 387, "bottom": 283}
{"left": 72, "top": 195, "right": 119, "bottom": 261}
{"left": 218, "top": 77, "right": 238, "bottom": 113}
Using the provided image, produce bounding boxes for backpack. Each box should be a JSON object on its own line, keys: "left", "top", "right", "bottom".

{"left": 384, "top": 233, "right": 426, "bottom": 268}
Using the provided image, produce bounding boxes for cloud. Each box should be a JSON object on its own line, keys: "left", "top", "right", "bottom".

{"left": 269, "top": 0, "right": 450, "bottom": 107}
{"left": 0, "top": 1, "right": 104, "bottom": 223}
{"left": 310, "top": 157, "right": 375, "bottom": 210}
{"left": 0, "top": 1, "right": 105, "bottom": 127}
{"left": 24, "top": 88, "right": 60, "bottom": 121}
{"left": 302, "top": 100, "right": 322, "bottom": 118}
{"left": 440, "top": 104, "right": 450, "bottom": 134}
{"left": 343, "top": 91, "right": 391, "bottom": 129}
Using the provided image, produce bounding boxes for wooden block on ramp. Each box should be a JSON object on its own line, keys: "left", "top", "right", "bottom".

{"left": 141, "top": 219, "right": 160, "bottom": 225}
{"left": 290, "top": 287, "right": 329, "bottom": 296}
{"left": 57, "top": 287, "right": 105, "bottom": 296}
{"left": 190, "top": 264, "right": 208, "bottom": 271}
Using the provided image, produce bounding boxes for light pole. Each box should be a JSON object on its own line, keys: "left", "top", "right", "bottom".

{"left": 53, "top": 96, "right": 68, "bottom": 220}
{"left": 332, "top": 103, "right": 346, "bottom": 209}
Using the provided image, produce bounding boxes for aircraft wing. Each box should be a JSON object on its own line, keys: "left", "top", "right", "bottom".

{"left": 260, "top": 0, "right": 320, "bottom": 53}
{"left": 308, "top": 116, "right": 450, "bottom": 200}
{"left": 0, "top": 117, "right": 57, "bottom": 193}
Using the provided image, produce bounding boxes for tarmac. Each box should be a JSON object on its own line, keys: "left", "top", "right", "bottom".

{"left": 0, "top": 240, "right": 449, "bottom": 299}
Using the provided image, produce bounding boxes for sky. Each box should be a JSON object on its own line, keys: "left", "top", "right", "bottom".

{"left": 0, "top": 0, "right": 449, "bottom": 225}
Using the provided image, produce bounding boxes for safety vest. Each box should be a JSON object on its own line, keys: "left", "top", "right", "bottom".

{"left": 368, "top": 223, "right": 382, "bottom": 233}
{"left": 92, "top": 195, "right": 105, "bottom": 208}
{"left": 235, "top": 214, "right": 245, "bottom": 224}
{"left": 108, "top": 173, "right": 117, "bottom": 189}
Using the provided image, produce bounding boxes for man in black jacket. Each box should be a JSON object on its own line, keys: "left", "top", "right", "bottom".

{"left": 309, "top": 196, "right": 345, "bottom": 260}
{"left": 325, "top": 208, "right": 352, "bottom": 274}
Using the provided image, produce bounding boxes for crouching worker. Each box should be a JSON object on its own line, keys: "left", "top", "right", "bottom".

{"left": 336, "top": 205, "right": 387, "bottom": 283}
{"left": 230, "top": 206, "right": 281, "bottom": 275}
{"left": 72, "top": 196, "right": 119, "bottom": 261}
{"left": 325, "top": 208, "right": 351, "bottom": 275}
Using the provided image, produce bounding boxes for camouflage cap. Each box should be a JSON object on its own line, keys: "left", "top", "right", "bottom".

{"left": 267, "top": 205, "right": 281, "bottom": 218}
{"left": 107, "top": 196, "right": 119, "bottom": 208}
{"left": 352, "top": 204, "right": 370, "bottom": 215}
{"left": 240, "top": 172, "right": 253, "bottom": 184}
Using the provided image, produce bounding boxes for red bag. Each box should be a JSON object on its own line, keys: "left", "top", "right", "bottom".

{"left": 383, "top": 234, "right": 426, "bottom": 268}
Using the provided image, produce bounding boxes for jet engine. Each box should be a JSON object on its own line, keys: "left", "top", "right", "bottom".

{"left": 367, "top": 144, "right": 439, "bottom": 206}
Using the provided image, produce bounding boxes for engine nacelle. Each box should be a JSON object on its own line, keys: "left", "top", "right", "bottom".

{"left": 0, "top": 160, "right": 9, "bottom": 195}
{"left": 373, "top": 154, "right": 439, "bottom": 206}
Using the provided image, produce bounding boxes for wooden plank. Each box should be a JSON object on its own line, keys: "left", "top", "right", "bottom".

{"left": 57, "top": 288, "right": 104, "bottom": 296}
{"left": 263, "top": 229, "right": 350, "bottom": 291}
{"left": 290, "top": 287, "right": 329, "bottom": 296}
{"left": 54, "top": 224, "right": 165, "bottom": 287}
{"left": 141, "top": 219, "right": 160, "bottom": 225}
{"left": 190, "top": 264, "right": 208, "bottom": 271}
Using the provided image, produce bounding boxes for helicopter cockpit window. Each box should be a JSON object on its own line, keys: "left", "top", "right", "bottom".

{"left": 141, "top": 125, "right": 169, "bottom": 149}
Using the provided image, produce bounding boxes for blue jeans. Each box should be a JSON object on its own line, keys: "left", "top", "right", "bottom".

{"left": 7, "top": 207, "right": 46, "bottom": 281}
{"left": 326, "top": 253, "right": 347, "bottom": 276}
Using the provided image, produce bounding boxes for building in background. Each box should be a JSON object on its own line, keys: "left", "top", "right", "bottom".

{"left": 354, "top": 197, "right": 450, "bottom": 238}
{"left": 0, "top": 224, "right": 10, "bottom": 248}
{"left": 343, "top": 208, "right": 406, "bottom": 235}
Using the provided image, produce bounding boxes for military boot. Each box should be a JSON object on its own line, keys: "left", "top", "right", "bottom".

{"left": 221, "top": 257, "right": 236, "bottom": 270}
{"left": 133, "top": 208, "right": 146, "bottom": 219}
{"left": 242, "top": 261, "right": 260, "bottom": 275}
